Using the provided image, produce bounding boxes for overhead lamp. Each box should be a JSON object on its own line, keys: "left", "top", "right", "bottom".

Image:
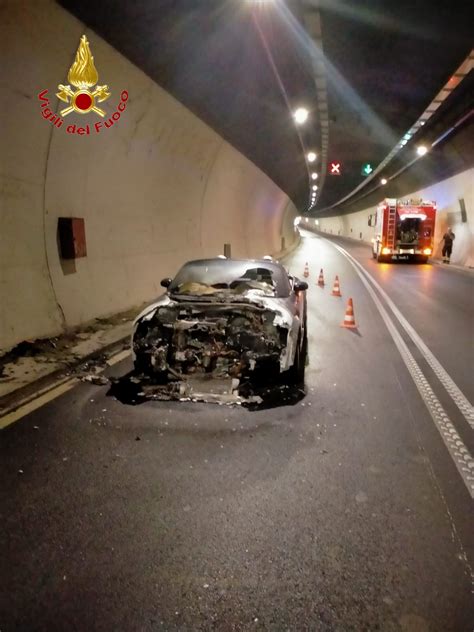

{"left": 293, "top": 107, "right": 309, "bottom": 125}
{"left": 312, "top": 185, "right": 318, "bottom": 191}
{"left": 307, "top": 151, "right": 317, "bottom": 162}
{"left": 311, "top": 173, "right": 318, "bottom": 180}
{"left": 381, "top": 178, "right": 388, "bottom": 185}
{"left": 417, "top": 145, "right": 428, "bottom": 156}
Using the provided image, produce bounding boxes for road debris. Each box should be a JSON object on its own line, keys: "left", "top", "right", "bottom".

{"left": 82, "top": 374, "right": 109, "bottom": 385}
{"left": 108, "top": 370, "right": 305, "bottom": 410}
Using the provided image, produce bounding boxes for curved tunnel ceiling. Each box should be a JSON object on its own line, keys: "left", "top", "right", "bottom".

{"left": 59, "top": 0, "right": 473, "bottom": 213}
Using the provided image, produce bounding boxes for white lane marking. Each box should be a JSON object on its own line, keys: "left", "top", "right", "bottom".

{"left": 107, "top": 349, "right": 131, "bottom": 366}
{"left": 0, "top": 379, "right": 78, "bottom": 430}
{"left": 329, "top": 243, "right": 474, "bottom": 498}
{"left": 0, "top": 348, "right": 131, "bottom": 429}
{"left": 332, "top": 243, "right": 474, "bottom": 430}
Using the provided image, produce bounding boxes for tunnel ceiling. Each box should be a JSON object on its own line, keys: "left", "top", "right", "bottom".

{"left": 59, "top": 0, "right": 473, "bottom": 214}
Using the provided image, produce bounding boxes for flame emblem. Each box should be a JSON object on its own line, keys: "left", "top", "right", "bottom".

{"left": 56, "top": 35, "right": 110, "bottom": 117}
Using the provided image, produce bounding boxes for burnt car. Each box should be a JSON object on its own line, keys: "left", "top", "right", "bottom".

{"left": 131, "top": 258, "right": 308, "bottom": 403}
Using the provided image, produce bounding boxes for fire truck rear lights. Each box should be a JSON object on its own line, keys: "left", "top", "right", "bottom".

{"left": 423, "top": 248, "right": 432, "bottom": 255}
{"left": 382, "top": 247, "right": 391, "bottom": 255}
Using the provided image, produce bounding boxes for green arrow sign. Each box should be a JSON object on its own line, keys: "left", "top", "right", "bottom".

{"left": 362, "top": 163, "right": 373, "bottom": 176}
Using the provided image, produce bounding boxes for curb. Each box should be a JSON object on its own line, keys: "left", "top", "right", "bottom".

{"left": 305, "top": 229, "right": 474, "bottom": 273}
{"left": 274, "top": 234, "right": 302, "bottom": 263}
{"left": 0, "top": 335, "right": 130, "bottom": 418}
{"left": 429, "top": 258, "right": 474, "bottom": 274}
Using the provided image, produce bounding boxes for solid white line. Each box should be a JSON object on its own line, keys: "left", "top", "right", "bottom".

{"left": 0, "top": 348, "right": 131, "bottom": 429}
{"left": 333, "top": 243, "right": 474, "bottom": 430}
{"left": 0, "top": 379, "right": 78, "bottom": 430}
{"left": 107, "top": 349, "right": 131, "bottom": 366}
{"left": 328, "top": 242, "right": 474, "bottom": 498}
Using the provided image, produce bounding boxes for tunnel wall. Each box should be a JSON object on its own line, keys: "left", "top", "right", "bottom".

{"left": 0, "top": 1, "right": 298, "bottom": 352}
{"left": 312, "top": 168, "right": 474, "bottom": 266}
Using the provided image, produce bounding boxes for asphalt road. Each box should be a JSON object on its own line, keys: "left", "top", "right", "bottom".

{"left": 2, "top": 231, "right": 473, "bottom": 631}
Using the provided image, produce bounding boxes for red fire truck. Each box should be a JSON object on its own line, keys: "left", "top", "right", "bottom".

{"left": 369, "top": 198, "right": 437, "bottom": 263}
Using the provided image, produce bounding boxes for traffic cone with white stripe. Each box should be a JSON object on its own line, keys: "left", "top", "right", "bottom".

{"left": 303, "top": 262, "right": 309, "bottom": 278}
{"left": 340, "top": 298, "right": 357, "bottom": 329}
{"left": 317, "top": 268, "right": 325, "bottom": 287}
{"left": 331, "top": 275, "right": 342, "bottom": 297}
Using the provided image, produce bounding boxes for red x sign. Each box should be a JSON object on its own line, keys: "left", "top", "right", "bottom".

{"left": 329, "top": 161, "right": 342, "bottom": 175}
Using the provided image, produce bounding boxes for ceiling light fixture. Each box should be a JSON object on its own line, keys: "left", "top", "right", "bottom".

{"left": 293, "top": 107, "right": 309, "bottom": 125}
{"left": 307, "top": 151, "right": 317, "bottom": 162}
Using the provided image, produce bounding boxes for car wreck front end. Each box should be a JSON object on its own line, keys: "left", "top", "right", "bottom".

{"left": 131, "top": 259, "right": 304, "bottom": 404}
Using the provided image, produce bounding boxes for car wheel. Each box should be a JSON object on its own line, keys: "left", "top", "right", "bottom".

{"left": 288, "top": 330, "right": 306, "bottom": 386}
{"left": 377, "top": 247, "right": 387, "bottom": 262}
{"left": 133, "top": 355, "right": 149, "bottom": 374}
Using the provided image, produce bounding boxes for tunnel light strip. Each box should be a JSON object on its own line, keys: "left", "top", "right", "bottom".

{"left": 314, "top": 104, "right": 473, "bottom": 213}
{"left": 303, "top": 8, "right": 329, "bottom": 209}
{"left": 321, "top": 49, "right": 474, "bottom": 211}
{"left": 329, "top": 241, "right": 474, "bottom": 498}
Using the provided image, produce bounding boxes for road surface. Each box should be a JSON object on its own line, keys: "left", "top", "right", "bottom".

{"left": 2, "top": 230, "right": 473, "bottom": 631}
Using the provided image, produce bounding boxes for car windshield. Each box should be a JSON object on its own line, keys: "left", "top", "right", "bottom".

{"left": 169, "top": 260, "right": 290, "bottom": 298}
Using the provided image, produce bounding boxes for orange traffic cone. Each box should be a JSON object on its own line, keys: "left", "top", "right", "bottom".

{"left": 341, "top": 298, "right": 357, "bottom": 328}
{"left": 331, "top": 275, "right": 342, "bottom": 297}
{"left": 303, "top": 262, "right": 309, "bottom": 278}
{"left": 317, "top": 268, "right": 325, "bottom": 287}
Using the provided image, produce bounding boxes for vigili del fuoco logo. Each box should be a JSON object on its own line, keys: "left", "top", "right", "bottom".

{"left": 38, "top": 35, "right": 128, "bottom": 135}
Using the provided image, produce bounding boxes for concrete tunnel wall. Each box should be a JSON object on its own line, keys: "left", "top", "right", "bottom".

{"left": 309, "top": 168, "right": 474, "bottom": 267}
{"left": 0, "top": 1, "right": 299, "bottom": 352}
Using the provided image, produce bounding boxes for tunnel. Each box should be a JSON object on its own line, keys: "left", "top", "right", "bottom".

{"left": 1, "top": 2, "right": 473, "bottom": 630}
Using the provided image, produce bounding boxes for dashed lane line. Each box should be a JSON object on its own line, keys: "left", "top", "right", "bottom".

{"left": 333, "top": 243, "right": 474, "bottom": 430}
{"left": 329, "top": 242, "right": 474, "bottom": 498}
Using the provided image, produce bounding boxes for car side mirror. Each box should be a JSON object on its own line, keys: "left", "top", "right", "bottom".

{"left": 294, "top": 280, "right": 308, "bottom": 292}
{"left": 161, "top": 278, "right": 172, "bottom": 288}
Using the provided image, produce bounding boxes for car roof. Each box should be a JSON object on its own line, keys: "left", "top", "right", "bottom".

{"left": 183, "top": 258, "right": 284, "bottom": 269}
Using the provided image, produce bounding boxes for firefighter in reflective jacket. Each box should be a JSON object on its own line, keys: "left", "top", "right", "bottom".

{"left": 441, "top": 227, "right": 455, "bottom": 263}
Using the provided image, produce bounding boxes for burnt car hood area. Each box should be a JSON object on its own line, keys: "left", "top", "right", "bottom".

{"left": 129, "top": 259, "right": 307, "bottom": 406}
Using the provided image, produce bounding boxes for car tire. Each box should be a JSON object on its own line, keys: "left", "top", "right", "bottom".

{"left": 288, "top": 330, "right": 306, "bottom": 386}
{"left": 133, "top": 355, "right": 148, "bottom": 374}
